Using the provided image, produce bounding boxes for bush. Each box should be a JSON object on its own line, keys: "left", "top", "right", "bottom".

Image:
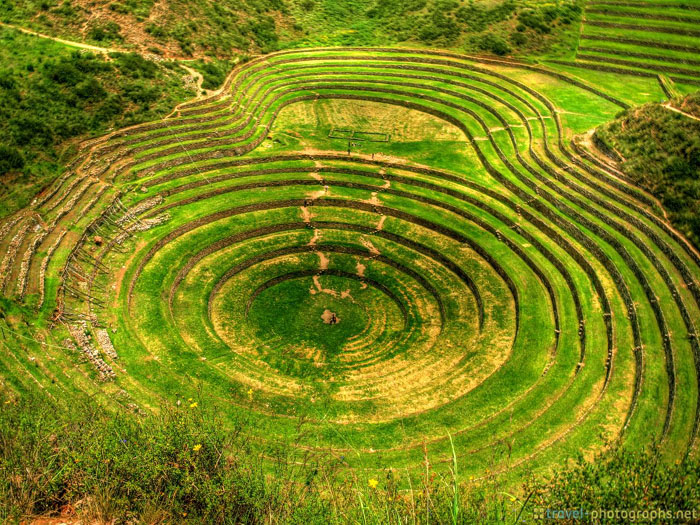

{"left": 44, "top": 60, "right": 83, "bottom": 84}
{"left": 122, "top": 81, "right": 159, "bottom": 104}
{"left": 0, "top": 70, "right": 16, "bottom": 90}
{"left": 510, "top": 32, "right": 527, "bottom": 47}
{"left": 247, "top": 16, "right": 279, "bottom": 53}
{"left": 145, "top": 23, "right": 167, "bottom": 38}
{"left": 88, "top": 21, "right": 122, "bottom": 41}
{"left": 476, "top": 33, "right": 511, "bottom": 56}
{"left": 0, "top": 145, "right": 24, "bottom": 175}
{"left": 113, "top": 52, "right": 159, "bottom": 78}
{"left": 75, "top": 77, "right": 107, "bottom": 101}
{"left": 10, "top": 116, "right": 53, "bottom": 147}
{"left": 419, "top": 9, "right": 460, "bottom": 43}
{"left": 517, "top": 9, "right": 551, "bottom": 34}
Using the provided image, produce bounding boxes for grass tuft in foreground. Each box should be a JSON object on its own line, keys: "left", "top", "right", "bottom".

{"left": 1, "top": 391, "right": 699, "bottom": 523}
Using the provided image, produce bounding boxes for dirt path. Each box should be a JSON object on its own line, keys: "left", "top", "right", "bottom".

{"left": 0, "top": 21, "right": 125, "bottom": 54}
{"left": 663, "top": 102, "right": 700, "bottom": 122}
{"left": 180, "top": 64, "right": 205, "bottom": 94}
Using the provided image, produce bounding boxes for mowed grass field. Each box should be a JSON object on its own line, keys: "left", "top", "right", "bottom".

{"left": 0, "top": 46, "right": 699, "bottom": 488}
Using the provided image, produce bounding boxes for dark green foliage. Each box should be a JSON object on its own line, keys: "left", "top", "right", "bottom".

{"left": 594, "top": 92, "right": 700, "bottom": 247}
{"left": 475, "top": 33, "right": 511, "bottom": 56}
{"left": 246, "top": 15, "right": 279, "bottom": 53}
{"left": 455, "top": 0, "right": 515, "bottom": 33}
{"left": 419, "top": 7, "right": 460, "bottom": 44}
{"left": 51, "top": 1, "right": 77, "bottom": 18}
{"left": 287, "top": 0, "right": 579, "bottom": 55}
{"left": 518, "top": 8, "right": 552, "bottom": 34}
{"left": 510, "top": 31, "right": 527, "bottom": 47}
{"left": 145, "top": 22, "right": 167, "bottom": 38}
{"left": 0, "top": 145, "right": 24, "bottom": 175}
{"left": 121, "top": 80, "right": 159, "bottom": 104}
{"left": 187, "top": 58, "right": 236, "bottom": 90}
{"left": 113, "top": 52, "right": 159, "bottom": 78}
{"left": 0, "top": 27, "right": 190, "bottom": 217}
{"left": 88, "top": 20, "right": 123, "bottom": 42}
{"left": 510, "top": 1, "right": 582, "bottom": 51}
{"left": 0, "top": 0, "right": 584, "bottom": 58}
{"left": 109, "top": 0, "right": 154, "bottom": 18}
{"left": 75, "top": 77, "right": 107, "bottom": 101}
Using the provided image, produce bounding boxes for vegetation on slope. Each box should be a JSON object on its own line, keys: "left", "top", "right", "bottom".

{"left": 287, "top": 0, "right": 582, "bottom": 57}
{"left": 1, "top": 392, "right": 699, "bottom": 523}
{"left": 0, "top": 0, "right": 584, "bottom": 59}
{"left": 5, "top": 46, "right": 693, "bottom": 487}
{"left": 594, "top": 91, "right": 700, "bottom": 248}
{"left": 0, "top": 0, "right": 586, "bottom": 218}
{"left": 0, "top": 26, "right": 193, "bottom": 218}
{"left": 0, "top": 0, "right": 288, "bottom": 57}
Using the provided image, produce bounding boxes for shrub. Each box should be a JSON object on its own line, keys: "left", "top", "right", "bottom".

{"left": 0, "top": 70, "right": 16, "bottom": 90}
{"left": 121, "top": 80, "right": 159, "bottom": 104}
{"left": 75, "top": 77, "right": 107, "bottom": 101}
{"left": 145, "top": 23, "right": 167, "bottom": 38}
{"left": 0, "top": 145, "right": 25, "bottom": 175}
{"left": 511, "top": 32, "right": 527, "bottom": 47}
{"left": 419, "top": 9, "right": 460, "bottom": 43}
{"left": 9, "top": 116, "right": 53, "bottom": 147}
{"left": 88, "top": 21, "right": 122, "bottom": 41}
{"left": 113, "top": 52, "right": 158, "bottom": 78}
{"left": 247, "top": 16, "right": 279, "bottom": 53}
{"left": 44, "top": 60, "right": 83, "bottom": 84}
{"left": 476, "top": 33, "right": 511, "bottom": 56}
{"left": 517, "top": 9, "right": 551, "bottom": 34}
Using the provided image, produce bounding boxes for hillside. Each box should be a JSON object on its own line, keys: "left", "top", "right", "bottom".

{"left": 0, "top": 0, "right": 583, "bottom": 58}
{"left": 0, "top": 0, "right": 585, "bottom": 220}
{"left": 1, "top": 2, "right": 700, "bottom": 523}
{"left": 592, "top": 92, "right": 700, "bottom": 247}
{"left": 0, "top": 26, "right": 195, "bottom": 217}
{"left": 2, "top": 44, "right": 700, "bottom": 489}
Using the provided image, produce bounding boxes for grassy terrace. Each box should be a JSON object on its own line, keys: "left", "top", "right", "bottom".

{"left": 0, "top": 47, "right": 698, "bottom": 490}
{"left": 555, "top": 0, "right": 700, "bottom": 89}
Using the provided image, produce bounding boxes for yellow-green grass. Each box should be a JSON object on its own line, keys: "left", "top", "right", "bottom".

{"left": 568, "top": 0, "right": 700, "bottom": 86}
{"left": 1, "top": 47, "right": 699, "bottom": 488}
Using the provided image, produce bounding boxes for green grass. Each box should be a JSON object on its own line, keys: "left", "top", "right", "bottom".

{"left": 567, "top": 0, "right": 700, "bottom": 83}
{"left": 1, "top": 44, "right": 700, "bottom": 521}
{"left": 0, "top": 26, "right": 193, "bottom": 218}
{"left": 4, "top": 391, "right": 698, "bottom": 523}
{"left": 594, "top": 91, "right": 700, "bottom": 246}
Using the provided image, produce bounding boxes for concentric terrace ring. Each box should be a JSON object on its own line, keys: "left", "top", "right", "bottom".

{"left": 8, "top": 47, "right": 694, "bottom": 482}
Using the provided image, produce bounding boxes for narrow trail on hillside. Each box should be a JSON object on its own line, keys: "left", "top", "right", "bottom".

{"left": 0, "top": 21, "right": 124, "bottom": 53}
{"left": 180, "top": 65, "right": 205, "bottom": 95}
{"left": 663, "top": 102, "right": 700, "bottom": 122}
